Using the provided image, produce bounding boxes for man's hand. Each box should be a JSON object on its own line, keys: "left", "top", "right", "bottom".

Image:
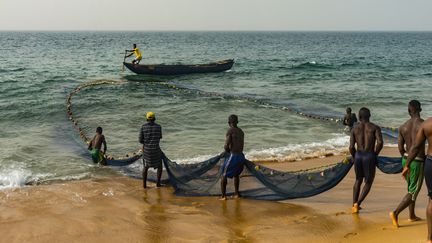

{"left": 401, "top": 166, "right": 410, "bottom": 179}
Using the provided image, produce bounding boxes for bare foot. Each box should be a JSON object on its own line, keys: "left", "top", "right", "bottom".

{"left": 234, "top": 193, "right": 241, "bottom": 199}
{"left": 389, "top": 211, "right": 399, "bottom": 228}
{"left": 219, "top": 196, "right": 227, "bottom": 201}
{"left": 352, "top": 203, "right": 359, "bottom": 214}
{"left": 408, "top": 216, "right": 422, "bottom": 222}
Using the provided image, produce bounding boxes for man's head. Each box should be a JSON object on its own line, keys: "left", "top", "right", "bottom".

{"left": 228, "top": 114, "right": 238, "bottom": 127}
{"left": 358, "top": 107, "right": 371, "bottom": 122}
{"left": 408, "top": 100, "right": 421, "bottom": 117}
{"left": 96, "top": 126, "right": 103, "bottom": 134}
{"left": 146, "top": 111, "right": 155, "bottom": 122}
{"left": 346, "top": 107, "right": 352, "bottom": 114}
{"left": 133, "top": 44, "right": 137, "bottom": 48}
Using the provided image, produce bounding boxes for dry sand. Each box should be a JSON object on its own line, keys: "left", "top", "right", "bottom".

{"left": 0, "top": 147, "right": 428, "bottom": 243}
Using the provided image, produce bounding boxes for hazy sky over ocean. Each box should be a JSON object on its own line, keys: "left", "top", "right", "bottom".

{"left": 1, "top": 0, "right": 431, "bottom": 31}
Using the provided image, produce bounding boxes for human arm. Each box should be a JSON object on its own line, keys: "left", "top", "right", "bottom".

{"left": 224, "top": 129, "right": 232, "bottom": 153}
{"left": 402, "top": 126, "right": 427, "bottom": 177}
{"left": 349, "top": 130, "right": 356, "bottom": 160}
{"left": 375, "top": 126, "right": 384, "bottom": 155}
{"left": 397, "top": 127, "right": 405, "bottom": 157}
{"left": 102, "top": 136, "right": 107, "bottom": 154}
{"left": 343, "top": 115, "right": 348, "bottom": 126}
{"left": 352, "top": 114, "right": 358, "bottom": 123}
{"left": 139, "top": 126, "right": 144, "bottom": 145}
{"left": 87, "top": 136, "right": 94, "bottom": 150}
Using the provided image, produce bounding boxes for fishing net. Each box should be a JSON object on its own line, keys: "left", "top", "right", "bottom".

{"left": 377, "top": 156, "right": 402, "bottom": 174}
{"left": 161, "top": 153, "right": 353, "bottom": 200}
{"left": 159, "top": 153, "right": 402, "bottom": 200}
{"left": 65, "top": 80, "right": 403, "bottom": 201}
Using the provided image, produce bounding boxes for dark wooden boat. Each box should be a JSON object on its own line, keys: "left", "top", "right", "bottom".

{"left": 123, "top": 59, "right": 234, "bottom": 75}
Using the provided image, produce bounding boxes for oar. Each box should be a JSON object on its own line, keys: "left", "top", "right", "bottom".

{"left": 122, "top": 50, "right": 127, "bottom": 72}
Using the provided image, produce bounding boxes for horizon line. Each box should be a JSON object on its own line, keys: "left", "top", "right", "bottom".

{"left": 1, "top": 29, "right": 432, "bottom": 33}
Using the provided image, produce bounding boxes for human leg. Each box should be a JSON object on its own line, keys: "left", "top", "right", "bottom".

{"left": 352, "top": 152, "right": 364, "bottom": 213}
{"left": 357, "top": 154, "right": 376, "bottom": 206}
{"left": 234, "top": 175, "right": 241, "bottom": 198}
{"left": 220, "top": 177, "right": 227, "bottom": 200}
{"left": 391, "top": 193, "right": 413, "bottom": 227}
{"left": 156, "top": 166, "right": 162, "bottom": 187}
{"left": 424, "top": 158, "right": 432, "bottom": 242}
{"left": 143, "top": 166, "right": 149, "bottom": 188}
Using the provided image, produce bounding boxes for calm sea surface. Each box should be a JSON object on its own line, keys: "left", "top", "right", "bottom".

{"left": 1, "top": 31, "right": 432, "bottom": 188}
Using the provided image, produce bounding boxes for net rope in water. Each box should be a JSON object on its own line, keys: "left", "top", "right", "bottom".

{"left": 65, "top": 80, "right": 403, "bottom": 200}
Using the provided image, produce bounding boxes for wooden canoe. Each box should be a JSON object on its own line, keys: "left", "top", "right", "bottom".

{"left": 123, "top": 59, "right": 234, "bottom": 75}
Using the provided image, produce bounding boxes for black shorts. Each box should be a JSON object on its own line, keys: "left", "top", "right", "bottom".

{"left": 354, "top": 151, "right": 377, "bottom": 183}
{"left": 425, "top": 156, "right": 432, "bottom": 198}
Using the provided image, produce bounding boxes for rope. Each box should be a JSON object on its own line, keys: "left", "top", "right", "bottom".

{"left": 66, "top": 80, "right": 142, "bottom": 161}
{"left": 66, "top": 79, "right": 397, "bottom": 163}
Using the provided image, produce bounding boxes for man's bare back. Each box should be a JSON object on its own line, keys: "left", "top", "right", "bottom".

{"left": 90, "top": 133, "right": 105, "bottom": 150}
{"left": 351, "top": 122, "right": 383, "bottom": 154}
{"left": 399, "top": 117, "right": 425, "bottom": 158}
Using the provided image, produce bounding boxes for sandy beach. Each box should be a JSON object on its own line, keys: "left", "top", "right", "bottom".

{"left": 0, "top": 146, "right": 428, "bottom": 243}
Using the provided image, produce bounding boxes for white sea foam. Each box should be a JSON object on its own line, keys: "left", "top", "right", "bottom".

{"left": 174, "top": 134, "right": 350, "bottom": 164}
{"left": 247, "top": 135, "right": 350, "bottom": 162}
{"left": 0, "top": 169, "right": 31, "bottom": 189}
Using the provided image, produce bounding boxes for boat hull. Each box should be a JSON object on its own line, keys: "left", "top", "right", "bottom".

{"left": 123, "top": 59, "right": 234, "bottom": 75}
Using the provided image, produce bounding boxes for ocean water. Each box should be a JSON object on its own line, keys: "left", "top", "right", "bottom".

{"left": 1, "top": 31, "right": 432, "bottom": 189}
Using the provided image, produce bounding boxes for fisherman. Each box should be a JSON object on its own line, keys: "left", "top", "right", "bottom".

{"left": 390, "top": 100, "right": 425, "bottom": 227}
{"left": 126, "top": 44, "right": 142, "bottom": 64}
{"left": 402, "top": 110, "right": 432, "bottom": 243}
{"left": 343, "top": 107, "right": 358, "bottom": 131}
{"left": 349, "top": 107, "right": 383, "bottom": 213}
{"left": 220, "top": 114, "right": 245, "bottom": 200}
{"left": 139, "top": 111, "right": 162, "bottom": 189}
{"left": 87, "top": 126, "right": 107, "bottom": 165}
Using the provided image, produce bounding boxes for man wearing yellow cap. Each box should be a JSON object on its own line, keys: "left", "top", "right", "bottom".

{"left": 139, "top": 111, "right": 162, "bottom": 188}
{"left": 126, "top": 44, "right": 142, "bottom": 64}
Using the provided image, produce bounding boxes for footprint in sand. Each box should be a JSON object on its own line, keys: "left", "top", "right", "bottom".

{"left": 335, "top": 211, "right": 347, "bottom": 216}
{"left": 294, "top": 216, "right": 310, "bottom": 224}
{"left": 344, "top": 232, "right": 358, "bottom": 238}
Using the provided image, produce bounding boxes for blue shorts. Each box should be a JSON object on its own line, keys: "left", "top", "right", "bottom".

{"left": 354, "top": 151, "right": 377, "bottom": 183}
{"left": 221, "top": 153, "right": 245, "bottom": 178}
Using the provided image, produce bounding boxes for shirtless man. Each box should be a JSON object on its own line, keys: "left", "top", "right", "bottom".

{"left": 349, "top": 107, "right": 383, "bottom": 213}
{"left": 403, "top": 111, "right": 432, "bottom": 243}
{"left": 88, "top": 126, "right": 107, "bottom": 165}
{"left": 343, "top": 107, "right": 358, "bottom": 131}
{"left": 390, "top": 100, "right": 425, "bottom": 227}
{"left": 220, "top": 114, "right": 245, "bottom": 200}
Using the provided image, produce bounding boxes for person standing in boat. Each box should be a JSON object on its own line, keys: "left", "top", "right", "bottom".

{"left": 139, "top": 112, "right": 163, "bottom": 188}
{"left": 220, "top": 114, "right": 245, "bottom": 200}
{"left": 343, "top": 107, "right": 358, "bottom": 131}
{"left": 390, "top": 100, "right": 425, "bottom": 227}
{"left": 126, "top": 44, "right": 142, "bottom": 64}
{"left": 349, "top": 107, "right": 383, "bottom": 213}
{"left": 88, "top": 126, "right": 107, "bottom": 165}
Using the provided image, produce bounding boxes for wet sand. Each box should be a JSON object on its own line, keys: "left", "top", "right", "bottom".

{"left": 0, "top": 147, "right": 428, "bottom": 243}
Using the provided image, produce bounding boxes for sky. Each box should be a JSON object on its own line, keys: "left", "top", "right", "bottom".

{"left": 1, "top": 0, "right": 432, "bottom": 31}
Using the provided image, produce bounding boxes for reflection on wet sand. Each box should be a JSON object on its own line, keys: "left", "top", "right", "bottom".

{"left": 0, "top": 147, "right": 428, "bottom": 242}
